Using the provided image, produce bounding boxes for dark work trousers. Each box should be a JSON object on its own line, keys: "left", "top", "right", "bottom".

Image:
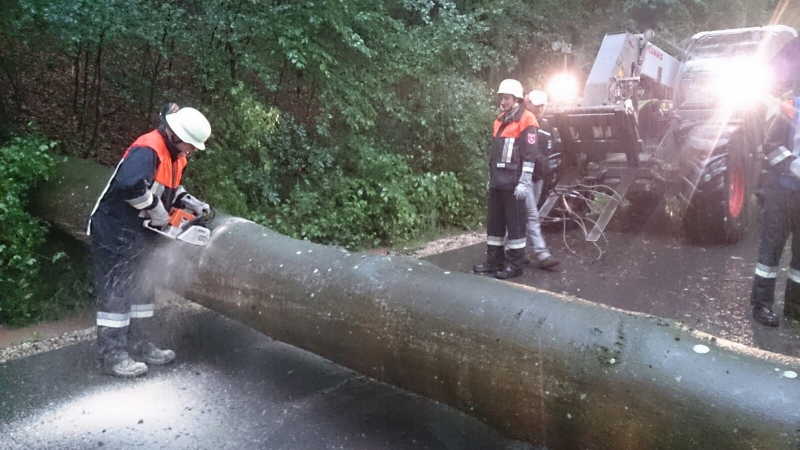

{"left": 90, "top": 212, "right": 157, "bottom": 359}
{"left": 751, "top": 174, "right": 800, "bottom": 315}
{"left": 485, "top": 188, "right": 527, "bottom": 270}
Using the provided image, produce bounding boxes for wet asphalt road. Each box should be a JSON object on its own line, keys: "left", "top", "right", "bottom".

{"left": 426, "top": 199, "right": 800, "bottom": 359}
{"left": 0, "top": 306, "right": 537, "bottom": 450}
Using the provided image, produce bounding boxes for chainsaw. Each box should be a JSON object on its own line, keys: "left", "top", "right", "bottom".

{"left": 143, "top": 207, "right": 213, "bottom": 246}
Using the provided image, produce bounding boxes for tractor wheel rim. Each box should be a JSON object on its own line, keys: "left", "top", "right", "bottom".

{"left": 728, "top": 160, "right": 745, "bottom": 218}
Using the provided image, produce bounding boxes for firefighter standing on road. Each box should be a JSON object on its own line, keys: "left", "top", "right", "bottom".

{"left": 473, "top": 79, "right": 538, "bottom": 280}
{"left": 750, "top": 95, "right": 800, "bottom": 327}
{"left": 87, "top": 104, "right": 212, "bottom": 377}
{"left": 749, "top": 36, "right": 800, "bottom": 327}
{"left": 523, "top": 90, "right": 559, "bottom": 270}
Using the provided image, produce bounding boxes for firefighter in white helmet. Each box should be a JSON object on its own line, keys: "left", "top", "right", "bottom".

{"left": 86, "top": 103, "right": 212, "bottom": 377}
{"left": 522, "top": 90, "right": 559, "bottom": 269}
{"left": 473, "top": 79, "right": 539, "bottom": 279}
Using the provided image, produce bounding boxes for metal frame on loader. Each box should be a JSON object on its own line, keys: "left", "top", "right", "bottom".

{"left": 540, "top": 25, "right": 797, "bottom": 244}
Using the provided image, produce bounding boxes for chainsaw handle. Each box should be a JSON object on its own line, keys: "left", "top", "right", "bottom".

{"left": 183, "top": 207, "right": 215, "bottom": 229}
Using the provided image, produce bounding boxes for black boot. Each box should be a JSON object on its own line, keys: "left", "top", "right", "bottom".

{"left": 473, "top": 263, "right": 501, "bottom": 274}
{"left": 131, "top": 342, "right": 176, "bottom": 365}
{"left": 495, "top": 266, "right": 522, "bottom": 280}
{"left": 130, "top": 317, "right": 176, "bottom": 366}
{"left": 538, "top": 256, "right": 560, "bottom": 270}
{"left": 97, "top": 326, "right": 147, "bottom": 377}
{"left": 103, "top": 350, "right": 148, "bottom": 378}
{"left": 753, "top": 306, "right": 779, "bottom": 327}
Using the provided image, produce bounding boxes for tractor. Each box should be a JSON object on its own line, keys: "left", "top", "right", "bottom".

{"left": 540, "top": 25, "right": 798, "bottom": 244}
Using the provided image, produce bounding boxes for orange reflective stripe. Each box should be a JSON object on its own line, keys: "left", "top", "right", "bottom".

{"left": 122, "top": 130, "right": 187, "bottom": 188}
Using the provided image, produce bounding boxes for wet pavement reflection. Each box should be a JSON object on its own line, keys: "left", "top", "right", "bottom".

{"left": 0, "top": 309, "right": 537, "bottom": 450}
{"left": 426, "top": 200, "right": 800, "bottom": 358}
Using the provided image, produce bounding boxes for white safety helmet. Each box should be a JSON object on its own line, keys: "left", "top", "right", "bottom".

{"left": 527, "top": 90, "right": 549, "bottom": 106}
{"left": 497, "top": 79, "right": 524, "bottom": 99}
{"left": 165, "top": 107, "right": 211, "bottom": 150}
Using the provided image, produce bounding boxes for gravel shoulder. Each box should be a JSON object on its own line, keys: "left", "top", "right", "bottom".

{"left": 404, "top": 231, "right": 484, "bottom": 257}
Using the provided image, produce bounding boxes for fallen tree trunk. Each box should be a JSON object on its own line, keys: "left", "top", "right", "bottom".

{"left": 34, "top": 157, "right": 800, "bottom": 450}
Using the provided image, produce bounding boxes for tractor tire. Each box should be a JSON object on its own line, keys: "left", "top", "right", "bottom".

{"left": 682, "top": 150, "right": 750, "bottom": 245}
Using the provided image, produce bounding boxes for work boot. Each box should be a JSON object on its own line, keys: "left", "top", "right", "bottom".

{"left": 538, "top": 256, "right": 560, "bottom": 270}
{"left": 521, "top": 257, "right": 531, "bottom": 265}
{"left": 473, "top": 263, "right": 501, "bottom": 274}
{"left": 495, "top": 266, "right": 522, "bottom": 280}
{"left": 753, "top": 306, "right": 779, "bottom": 327}
{"left": 103, "top": 351, "right": 148, "bottom": 378}
{"left": 131, "top": 342, "right": 176, "bottom": 366}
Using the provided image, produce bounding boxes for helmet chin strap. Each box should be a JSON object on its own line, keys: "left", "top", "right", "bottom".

{"left": 158, "top": 127, "right": 184, "bottom": 160}
{"left": 502, "top": 102, "right": 520, "bottom": 116}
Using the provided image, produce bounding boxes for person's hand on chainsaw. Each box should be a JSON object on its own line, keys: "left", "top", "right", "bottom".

{"left": 180, "top": 194, "right": 211, "bottom": 217}
{"left": 146, "top": 199, "right": 170, "bottom": 228}
{"left": 514, "top": 171, "right": 533, "bottom": 200}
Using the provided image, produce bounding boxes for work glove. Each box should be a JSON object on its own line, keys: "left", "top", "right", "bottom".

{"left": 514, "top": 171, "right": 533, "bottom": 200}
{"left": 181, "top": 193, "right": 211, "bottom": 217}
{"left": 146, "top": 200, "right": 170, "bottom": 228}
{"left": 789, "top": 159, "right": 800, "bottom": 179}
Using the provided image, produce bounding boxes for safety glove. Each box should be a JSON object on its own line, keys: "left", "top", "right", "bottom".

{"left": 514, "top": 171, "right": 533, "bottom": 200}
{"left": 181, "top": 194, "right": 211, "bottom": 217}
{"left": 146, "top": 199, "right": 170, "bottom": 227}
{"left": 790, "top": 159, "right": 800, "bottom": 179}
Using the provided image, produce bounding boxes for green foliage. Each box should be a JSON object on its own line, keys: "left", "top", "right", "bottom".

{"left": 263, "top": 150, "right": 465, "bottom": 249}
{"left": 0, "top": 131, "right": 55, "bottom": 325}
{"left": 0, "top": 131, "right": 93, "bottom": 326}
{"left": 185, "top": 90, "right": 468, "bottom": 250}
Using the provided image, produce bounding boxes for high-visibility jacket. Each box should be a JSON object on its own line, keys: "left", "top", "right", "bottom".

{"left": 87, "top": 129, "right": 189, "bottom": 250}
{"left": 122, "top": 130, "right": 187, "bottom": 199}
{"left": 489, "top": 107, "right": 539, "bottom": 189}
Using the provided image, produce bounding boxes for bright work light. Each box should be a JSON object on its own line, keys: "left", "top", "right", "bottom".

{"left": 547, "top": 73, "right": 579, "bottom": 104}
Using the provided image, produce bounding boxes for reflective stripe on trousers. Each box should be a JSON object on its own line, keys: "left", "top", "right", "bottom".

{"left": 750, "top": 178, "right": 800, "bottom": 308}
{"left": 97, "top": 304, "right": 154, "bottom": 326}
{"left": 485, "top": 188, "right": 526, "bottom": 270}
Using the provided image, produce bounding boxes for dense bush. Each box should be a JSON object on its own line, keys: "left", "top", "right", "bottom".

{"left": 265, "top": 151, "right": 465, "bottom": 249}
{"left": 0, "top": 131, "right": 93, "bottom": 326}
{"left": 0, "top": 132, "right": 54, "bottom": 323}
{"left": 0, "top": 133, "right": 50, "bottom": 324}
{"left": 184, "top": 88, "right": 469, "bottom": 249}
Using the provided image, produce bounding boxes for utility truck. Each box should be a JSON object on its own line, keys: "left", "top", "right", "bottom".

{"left": 541, "top": 25, "right": 797, "bottom": 244}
